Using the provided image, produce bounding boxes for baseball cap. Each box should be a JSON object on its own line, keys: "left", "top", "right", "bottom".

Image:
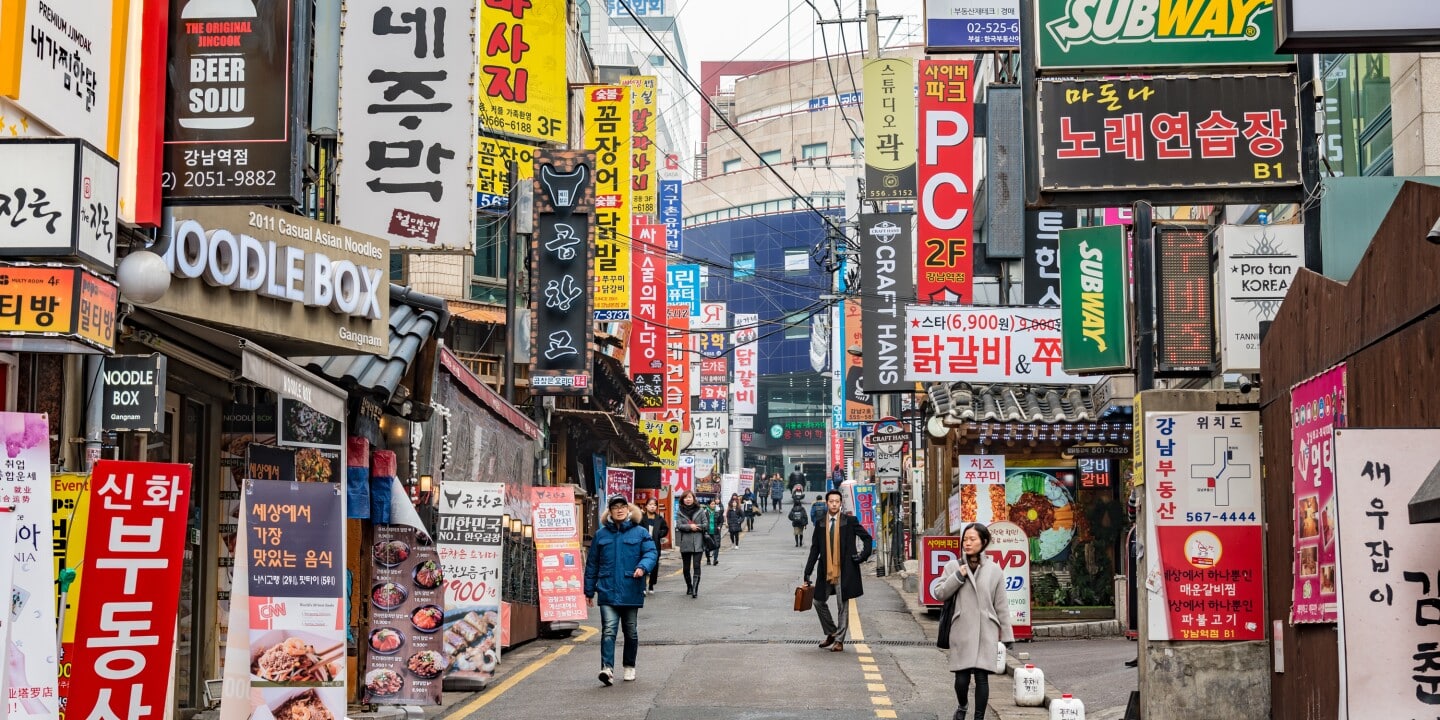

{"left": 607, "top": 496, "right": 630, "bottom": 509}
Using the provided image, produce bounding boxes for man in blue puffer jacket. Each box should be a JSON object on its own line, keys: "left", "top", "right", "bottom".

{"left": 585, "top": 496, "right": 659, "bottom": 686}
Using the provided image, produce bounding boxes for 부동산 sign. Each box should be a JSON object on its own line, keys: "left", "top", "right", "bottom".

{"left": 1059, "top": 225, "right": 1132, "bottom": 373}
{"left": 926, "top": 0, "right": 1020, "bottom": 51}
{"left": 1036, "top": 0, "right": 1293, "bottom": 69}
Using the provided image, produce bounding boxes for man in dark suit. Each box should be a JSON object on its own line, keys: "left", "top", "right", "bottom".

{"left": 803, "top": 489, "right": 872, "bottom": 653}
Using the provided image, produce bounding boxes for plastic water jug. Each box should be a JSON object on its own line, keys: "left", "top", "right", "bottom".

{"left": 1013, "top": 664, "right": 1045, "bottom": 706}
{"left": 1049, "top": 693, "right": 1085, "bottom": 720}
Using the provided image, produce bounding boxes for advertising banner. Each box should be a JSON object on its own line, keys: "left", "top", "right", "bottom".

{"left": 436, "top": 481, "right": 504, "bottom": 683}
{"left": 852, "top": 483, "right": 878, "bottom": 549}
{"left": 1023, "top": 209, "right": 1078, "bottom": 307}
{"left": 531, "top": 486, "right": 587, "bottom": 622}
{"left": 0, "top": 412, "right": 57, "bottom": 719}
{"left": 695, "top": 302, "right": 727, "bottom": 330}
{"left": 640, "top": 420, "right": 681, "bottom": 468}
{"left": 1290, "top": 364, "right": 1346, "bottom": 624}
{"left": 620, "top": 76, "right": 658, "bottom": 218}
{"left": 477, "top": 0, "right": 568, "bottom": 144}
{"left": 917, "top": 59, "right": 976, "bottom": 304}
{"left": 101, "top": 355, "right": 168, "bottom": 431}
{"left": 739, "top": 468, "right": 756, "bottom": 496}
{"left": 587, "top": 85, "right": 632, "bottom": 319}
{"left": 164, "top": 0, "right": 303, "bottom": 204}
{"left": 664, "top": 306, "right": 691, "bottom": 430}
{"left": 691, "top": 413, "right": 728, "bottom": 450}
{"left": 530, "top": 150, "right": 596, "bottom": 395}
{"left": 52, "top": 472, "right": 89, "bottom": 694}
{"left": 1217, "top": 223, "right": 1304, "bottom": 372}
{"left": 843, "top": 300, "right": 874, "bottom": 424}
{"left": 68, "top": 461, "right": 192, "bottom": 720}
{"left": 860, "top": 213, "right": 916, "bottom": 392}
{"left": 957, "top": 455, "right": 1006, "bottom": 484}
{"left": 476, "top": 136, "right": 536, "bottom": 211}
{"left": 228, "top": 479, "right": 345, "bottom": 720}
{"left": 630, "top": 224, "right": 667, "bottom": 388}
{"left": 926, "top": 0, "right": 1020, "bottom": 51}
{"left": 920, "top": 535, "right": 961, "bottom": 606}
{"left": 659, "top": 153, "right": 684, "bottom": 254}
{"left": 1036, "top": 0, "right": 1291, "bottom": 70}
{"left": 1144, "top": 411, "right": 1264, "bottom": 641}
{"left": 1037, "top": 74, "right": 1302, "bottom": 193}
{"left": 0, "top": 509, "right": 14, "bottom": 708}
{"left": 862, "top": 59, "right": 917, "bottom": 201}
{"left": 0, "top": 139, "right": 119, "bottom": 272}
{"left": 364, "top": 522, "right": 445, "bottom": 705}
{"left": 732, "top": 313, "right": 759, "bottom": 416}
{"left": 666, "top": 264, "right": 700, "bottom": 319}
{"left": 986, "top": 521, "right": 1032, "bottom": 640}
{"left": 605, "top": 468, "right": 636, "bottom": 508}
{"left": 720, "top": 473, "right": 740, "bottom": 504}
{"left": 903, "top": 305, "right": 1084, "bottom": 384}
{"left": 1059, "top": 225, "right": 1133, "bottom": 372}
{"left": 1333, "top": 428, "right": 1440, "bottom": 720}
{"left": 3, "top": 1, "right": 117, "bottom": 152}
{"left": 0, "top": 264, "right": 119, "bottom": 353}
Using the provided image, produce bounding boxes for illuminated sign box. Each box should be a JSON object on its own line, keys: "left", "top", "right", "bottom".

{"left": 0, "top": 263, "right": 118, "bottom": 353}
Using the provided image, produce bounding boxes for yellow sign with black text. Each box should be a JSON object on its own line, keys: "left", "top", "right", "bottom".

{"left": 478, "top": 0, "right": 568, "bottom": 143}
{"left": 620, "top": 76, "right": 658, "bottom": 219}
{"left": 586, "top": 85, "right": 632, "bottom": 319}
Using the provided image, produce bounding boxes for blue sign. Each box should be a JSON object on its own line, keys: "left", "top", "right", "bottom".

{"left": 693, "top": 397, "right": 727, "bottom": 413}
{"left": 926, "top": 17, "right": 1019, "bottom": 49}
{"left": 608, "top": 0, "right": 666, "bottom": 16}
{"left": 659, "top": 179, "right": 683, "bottom": 254}
{"left": 667, "top": 264, "right": 700, "bottom": 317}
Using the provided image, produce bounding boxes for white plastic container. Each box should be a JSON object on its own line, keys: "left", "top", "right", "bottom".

{"left": 1013, "top": 664, "right": 1045, "bottom": 706}
{"left": 1049, "top": 693, "right": 1085, "bottom": 720}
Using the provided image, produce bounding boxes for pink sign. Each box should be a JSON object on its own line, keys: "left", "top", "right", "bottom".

{"left": 1102, "top": 207, "right": 1133, "bottom": 226}
{"left": 531, "top": 487, "right": 587, "bottom": 622}
{"left": 605, "top": 468, "right": 635, "bottom": 506}
{"left": 1290, "top": 364, "right": 1346, "bottom": 624}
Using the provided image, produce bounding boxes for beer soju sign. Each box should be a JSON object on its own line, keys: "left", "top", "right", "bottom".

{"left": 1059, "top": 226, "right": 1132, "bottom": 373}
{"left": 1037, "top": 0, "right": 1292, "bottom": 69}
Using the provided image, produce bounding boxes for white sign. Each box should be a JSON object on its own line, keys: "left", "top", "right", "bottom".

{"left": 694, "top": 302, "right": 727, "bottom": 330}
{"left": 690, "top": 413, "right": 729, "bottom": 449}
{"left": 987, "top": 521, "right": 1032, "bottom": 634}
{"left": 1144, "top": 412, "right": 1263, "bottom": 524}
{"left": 957, "top": 454, "right": 1006, "bottom": 484}
{"left": 876, "top": 451, "right": 902, "bottom": 489}
{"left": 925, "top": 0, "right": 1021, "bottom": 50}
{"left": 732, "top": 312, "right": 759, "bottom": 415}
{"left": 733, "top": 414, "right": 753, "bottom": 430}
{"left": 0, "top": 140, "right": 119, "bottom": 271}
{"left": 903, "top": 305, "right": 1087, "bottom": 384}
{"left": 337, "top": 0, "right": 476, "bottom": 251}
{"left": 1334, "top": 428, "right": 1440, "bottom": 720}
{"left": 12, "top": 1, "right": 117, "bottom": 150}
{"left": 720, "top": 473, "right": 740, "bottom": 504}
{"left": 0, "top": 413, "right": 57, "bottom": 718}
{"left": 1286, "top": 0, "right": 1440, "bottom": 34}
{"left": 1217, "top": 224, "right": 1304, "bottom": 373}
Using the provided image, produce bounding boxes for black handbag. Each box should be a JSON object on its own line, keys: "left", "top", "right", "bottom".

{"left": 936, "top": 591, "right": 957, "bottom": 649}
{"left": 703, "top": 533, "right": 719, "bottom": 551}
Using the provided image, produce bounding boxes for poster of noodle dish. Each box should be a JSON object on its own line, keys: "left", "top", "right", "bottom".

{"left": 955, "top": 456, "right": 1077, "bottom": 564}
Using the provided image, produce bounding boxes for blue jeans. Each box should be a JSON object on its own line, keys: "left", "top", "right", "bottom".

{"left": 599, "top": 605, "right": 640, "bottom": 669}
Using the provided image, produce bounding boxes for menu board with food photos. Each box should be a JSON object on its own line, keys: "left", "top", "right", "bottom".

{"left": 364, "top": 525, "right": 445, "bottom": 705}
{"left": 438, "top": 481, "right": 505, "bottom": 684}
{"left": 278, "top": 398, "right": 343, "bottom": 484}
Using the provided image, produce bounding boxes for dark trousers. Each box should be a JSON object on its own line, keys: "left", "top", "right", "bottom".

{"left": 954, "top": 669, "right": 990, "bottom": 719}
{"left": 729, "top": 530, "right": 741, "bottom": 546}
{"left": 705, "top": 535, "right": 720, "bottom": 563}
{"left": 681, "top": 551, "right": 703, "bottom": 592}
{"left": 647, "top": 555, "right": 660, "bottom": 591}
{"left": 793, "top": 525, "right": 806, "bottom": 546}
{"left": 599, "top": 605, "right": 639, "bottom": 669}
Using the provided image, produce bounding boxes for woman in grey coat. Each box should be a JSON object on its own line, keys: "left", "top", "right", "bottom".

{"left": 674, "top": 491, "right": 710, "bottom": 598}
{"left": 931, "top": 523, "right": 1014, "bottom": 720}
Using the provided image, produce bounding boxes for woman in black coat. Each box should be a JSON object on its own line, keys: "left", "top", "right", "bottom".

{"left": 640, "top": 498, "right": 669, "bottom": 594}
{"left": 725, "top": 497, "right": 745, "bottom": 548}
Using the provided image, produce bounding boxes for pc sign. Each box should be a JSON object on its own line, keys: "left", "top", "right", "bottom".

{"left": 920, "top": 535, "right": 961, "bottom": 606}
{"left": 986, "top": 521, "right": 1032, "bottom": 639}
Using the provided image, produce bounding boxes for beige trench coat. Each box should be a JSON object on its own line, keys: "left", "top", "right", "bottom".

{"left": 932, "top": 556, "right": 1014, "bottom": 672}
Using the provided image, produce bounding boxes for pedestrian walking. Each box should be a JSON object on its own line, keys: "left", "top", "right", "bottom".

{"left": 640, "top": 498, "right": 669, "bottom": 594}
{"left": 809, "top": 494, "right": 827, "bottom": 526}
{"left": 789, "top": 465, "right": 806, "bottom": 504}
{"left": 931, "top": 523, "right": 1014, "bottom": 720}
{"left": 788, "top": 497, "right": 809, "bottom": 547}
{"left": 706, "top": 499, "right": 723, "bottom": 565}
{"left": 584, "top": 497, "right": 658, "bottom": 686}
{"left": 770, "top": 474, "right": 785, "bottom": 513}
{"left": 757, "top": 476, "right": 769, "bottom": 511}
{"left": 726, "top": 497, "right": 745, "bottom": 548}
{"left": 673, "top": 490, "right": 710, "bottom": 598}
{"left": 802, "top": 490, "right": 872, "bottom": 653}
{"left": 742, "top": 493, "right": 757, "bottom": 532}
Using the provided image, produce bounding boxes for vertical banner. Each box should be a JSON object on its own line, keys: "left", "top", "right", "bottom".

{"left": 920, "top": 536, "right": 961, "bottom": 606}
{"left": 0, "top": 412, "right": 57, "bottom": 719}
{"left": 531, "top": 486, "right": 586, "bottom": 622}
{"left": 620, "top": 76, "right": 658, "bottom": 219}
{"left": 1291, "top": 364, "right": 1346, "bottom": 624}
{"left": 732, "top": 313, "right": 759, "bottom": 416}
{"left": 720, "top": 473, "right": 740, "bottom": 503}
{"left": 843, "top": 300, "right": 874, "bottom": 423}
{"left": 1144, "top": 411, "right": 1264, "bottom": 641}
{"left": 52, "top": 472, "right": 89, "bottom": 698}
{"left": 586, "top": 85, "right": 632, "bottom": 319}
{"left": 659, "top": 153, "right": 684, "bottom": 254}
{"left": 364, "top": 522, "right": 445, "bottom": 705}
{"left": 1023, "top": 209, "right": 1078, "bottom": 306}
{"left": 0, "top": 509, "right": 14, "bottom": 710}
{"left": 664, "top": 305, "right": 692, "bottom": 430}
{"left": 852, "top": 483, "right": 878, "bottom": 548}
{"left": 860, "top": 213, "right": 915, "bottom": 392}
{"left": 164, "top": 0, "right": 302, "bottom": 203}
{"left": 477, "top": 0, "right": 568, "bottom": 144}
{"left": 530, "top": 150, "right": 596, "bottom": 395}
{"left": 666, "top": 264, "right": 700, "bottom": 319}
{"left": 986, "top": 521, "right": 1033, "bottom": 640}
{"left": 1217, "top": 223, "right": 1305, "bottom": 373}
{"left": 630, "top": 223, "right": 667, "bottom": 407}
{"left": 1059, "top": 225, "right": 1133, "bottom": 372}
{"left": 739, "top": 468, "right": 756, "bottom": 496}
{"left": 863, "top": 58, "right": 917, "bottom": 201}
{"left": 68, "top": 461, "right": 193, "bottom": 720}
{"left": 436, "top": 481, "right": 504, "bottom": 684}
{"left": 916, "top": 59, "right": 976, "bottom": 304}
{"left": 231, "top": 479, "right": 345, "bottom": 720}
{"left": 338, "top": 0, "right": 476, "bottom": 250}
{"left": 604, "top": 468, "right": 636, "bottom": 508}
{"left": 1334, "top": 428, "right": 1440, "bottom": 720}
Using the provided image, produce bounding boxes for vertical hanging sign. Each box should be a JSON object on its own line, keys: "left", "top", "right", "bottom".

{"left": 529, "top": 150, "right": 596, "bottom": 395}
{"left": 586, "top": 85, "right": 632, "bottom": 319}
{"left": 664, "top": 304, "right": 692, "bottom": 430}
{"left": 860, "top": 213, "right": 915, "bottom": 392}
{"left": 916, "top": 59, "right": 976, "bottom": 304}
{"left": 630, "top": 223, "right": 667, "bottom": 408}
{"left": 477, "top": 0, "right": 568, "bottom": 144}
{"left": 620, "top": 76, "right": 658, "bottom": 220}
{"left": 1059, "top": 225, "right": 1133, "bottom": 373}
{"left": 1290, "top": 364, "right": 1346, "bottom": 624}
{"left": 659, "top": 153, "right": 684, "bottom": 254}
{"left": 732, "top": 312, "right": 759, "bottom": 416}
{"left": 0, "top": 412, "right": 57, "bottom": 719}
{"left": 862, "top": 58, "right": 917, "bottom": 201}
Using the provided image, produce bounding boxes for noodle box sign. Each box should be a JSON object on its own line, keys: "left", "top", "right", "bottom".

{"left": 920, "top": 535, "right": 961, "bottom": 606}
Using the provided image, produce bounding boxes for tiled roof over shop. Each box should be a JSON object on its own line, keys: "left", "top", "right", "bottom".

{"left": 925, "top": 381, "right": 1126, "bottom": 423}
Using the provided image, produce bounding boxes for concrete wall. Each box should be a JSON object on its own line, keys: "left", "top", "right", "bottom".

{"left": 1137, "top": 389, "right": 1270, "bottom": 720}
{"left": 1391, "top": 53, "right": 1440, "bottom": 177}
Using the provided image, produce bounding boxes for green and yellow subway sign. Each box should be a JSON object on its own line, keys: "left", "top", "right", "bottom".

{"left": 1037, "top": 0, "right": 1293, "bottom": 70}
{"left": 1059, "top": 226, "right": 1133, "bottom": 373}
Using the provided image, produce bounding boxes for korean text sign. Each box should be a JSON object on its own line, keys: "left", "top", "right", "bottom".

{"left": 1333, "top": 428, "right": 1440, "bottom": 720}
{"left": 0, "top": 264, "right": 119, "bottom": 352}
{"left": 732, "top": 313, "right": 760, "bottom": 415}
{"left": 920, "top": 535, "right": 961, "bottom": 605}
{"left": 476, "top": 136, "right": 536, "bottom": 211}
{"left": 629, "top": 223, "right": 667, "bottom": 393}
{"left": 926, "top": 0, "right": 1019, "bottom": 50}
{"left": 365, "top": 523, "right": 444, "bottom": 705}
{"left": 437, "top": 481, "right": 504, "bottom": 683}
{"left": 0, "top": 413, "right": 56, "bottom": 718}
{"left": 666, "top": 264, "right": 700, "bottom": 319}
{"left": 0, "top": 139, "right": 119, "bottom": 273}
{"left": 338, "top": 0, "right": 476, "bottom": 250}
{"left": 586, "top": 86, "right": 633, "bottom": 319}
{"left": 4, "top": 1, "right": 116, "bottom": 152}
{"left": 1290, "top": 364, "right": 1346, "bottom": 624}
{"left": 664, "top": 305, "right": 692, "bottom": 430}
{"left": 986, "top": 521, "right": 1032, "bottom": 639}
{"left": 1037, "top": 74, "right": 1302, "bottom": 193}
{"left": 1144, "top": 411, "right": 1264, "bottom": 641}
{"left": 68, "top": 461, "right": 192, "bottom": 720}
{"left": 862, "top": 59, "right": 917, "bottom": 201}
{"left": 1022, "top": 209, "right": 1077, "bottom": 307}
{"left": 917, "top": 59, "right": 976, "bottom": 304}
{"left": 659, "top": 153, "right": 684, "bottom": 254}
{"left": 904, "top": 305, "right": 1084, "bottom": 384}
{"left": 478, "top": 0, "right": 568, "bottom": 144}
{"left": 957, "top": 455, "right": 1006, "bottom": 484}
{"left": 620, "top": 76, "right": 658, "bottom": 218}
{"left": 531, "top": 486, "right": 586, "bottom": 622}
{"left": 529, "top": 150, "right": 596, "bottom": 395}
{"left": 1059, "top": 225, "right": 1133, "bottom": 372}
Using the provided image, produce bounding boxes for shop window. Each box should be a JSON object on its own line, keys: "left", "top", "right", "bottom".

{"left": 851, "top": 137, "right": 864, "bottom": 156}
{"left": 473, "top": 216, "right": 510, "bottom": 280}
{"left": 784, "top": 248, "right": 809, "bottom": 274}
{"left": 784, "top": 312, "right": 809, "bottom": 339}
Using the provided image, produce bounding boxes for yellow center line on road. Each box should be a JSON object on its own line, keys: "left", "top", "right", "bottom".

{"left": 573, "top": 625, "right": 598, "bottom": 643}
{"left": 846, "top": 598, "right": 898, "bottom": 719}
{"left": 450, "top": 644, "right": 574, "bottom": 717}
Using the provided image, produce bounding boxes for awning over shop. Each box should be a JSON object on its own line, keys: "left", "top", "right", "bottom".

{"left": 449, "top": 299, "right": 507, "bottom": 325}
{"left": 296, "top": 285, "right": 450, "bottom": 421}
{"left": 438, "top": 346, "right": 540, "bottom": 440}
{"left": 925, "top": 381, "right": 1128, "bottom": 423}
{"left": 1410, "top": 460, "right": 1440, "bottom": 523}
{"left": 552, "top": 408, "right": 659, "bottom": 465}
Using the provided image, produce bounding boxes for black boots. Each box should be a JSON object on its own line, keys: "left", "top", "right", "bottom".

{"left": 953, "top": 707, "right": 967, "bottom": 720}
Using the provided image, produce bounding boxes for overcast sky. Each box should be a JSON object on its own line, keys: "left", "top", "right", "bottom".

{"left": 679, "top": 0, "right": 925, "bottom": 69}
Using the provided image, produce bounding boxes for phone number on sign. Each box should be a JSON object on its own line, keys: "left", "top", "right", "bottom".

{"left": 161, "top": 170, "right": 280, "bottom": 190}
{"left": 1184, "top": 512, "right": 1256, "bottom": 523}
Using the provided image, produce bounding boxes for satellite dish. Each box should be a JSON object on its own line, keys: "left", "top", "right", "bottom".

{"left": 927, "top": 415, "right": 950, "bottom": 439}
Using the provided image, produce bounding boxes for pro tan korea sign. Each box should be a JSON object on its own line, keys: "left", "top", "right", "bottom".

{"left": 155, "top": 206, "right": 389, "bottom": 354}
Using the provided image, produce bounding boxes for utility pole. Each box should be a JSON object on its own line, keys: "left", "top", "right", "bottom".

{"left": 504, "top": 160, "right": 519, "bottom": 404}
{"left": 865, "top": 0, "right": 880, "bottom": 59}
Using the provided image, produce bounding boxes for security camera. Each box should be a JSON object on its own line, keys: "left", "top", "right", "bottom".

{"left": 1429, "top": 216, "right": 1440, "bottom": 244}
{"left": 1238, "top": 375, "right": 1254, "bottom": 394}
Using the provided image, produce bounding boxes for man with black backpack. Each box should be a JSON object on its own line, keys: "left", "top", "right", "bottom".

{"left": 788, "top": 498, "right": 809, "bottom": 547}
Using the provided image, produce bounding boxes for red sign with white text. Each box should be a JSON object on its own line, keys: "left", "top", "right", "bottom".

{"left": 917, "top": 59, "right": 976, "bottom": 304}
{"left": 629, "top": 224, "right": 667, "bottom": 382}
{"left": 663, "top": 305, "right": 691, "bottom": 430}
{"left": 920, "top": 535, "right": 961, "bottom": 606}
{"left": 1155, "top": 524, "right": 1265, "bottom": 641}
{"left": 68, "top": 461, "right": 192, "bottom": 719}
{"left": 531, "top": 486, "right": 587, "bottom": 621}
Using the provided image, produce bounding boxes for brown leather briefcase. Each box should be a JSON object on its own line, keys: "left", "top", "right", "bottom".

{"left": 794, "top": 583, "right": 814, "bottom": 612}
